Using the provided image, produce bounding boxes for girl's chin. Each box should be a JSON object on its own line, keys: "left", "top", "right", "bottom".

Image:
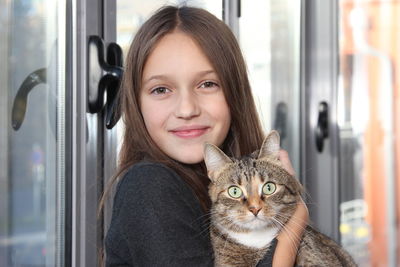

{"left": 175, "top": 155, "right": 204, "bottom": 165}
{"left": 168, "top": 152, "right": 204, "bottom": 164}
{"left": 165, "top": 145, "right": 205, "bottom": 164}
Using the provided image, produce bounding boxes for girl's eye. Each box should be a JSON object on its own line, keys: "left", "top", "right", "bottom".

{"left": 228, "top": 186, "right": 243, "bottom": 198}
{"left": 199, "top": 81, "right": 218, "bottom": 89}
{"left": 262, "top": 182, "right": 276, "bottom": 195}
{"left": 151, "top": 87, "right": 170, "bottom": 95}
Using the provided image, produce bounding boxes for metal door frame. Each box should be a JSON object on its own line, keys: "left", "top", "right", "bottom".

{"left": 71, "top": 0, "right": 118, "bottom": 266}
{"left": 0, "top": 1, "right": 11, "bottom": 264}
{"left": 300, "top": 0, "right": 340, "bottom": 241}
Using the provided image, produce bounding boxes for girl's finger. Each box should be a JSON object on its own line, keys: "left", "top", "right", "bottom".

{"left": 278, "top": 149, "right": 296, "bottom": 175}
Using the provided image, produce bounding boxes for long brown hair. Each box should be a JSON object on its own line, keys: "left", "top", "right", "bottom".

{"left": 101, "top": 5, "right": 265, "bottom": 213}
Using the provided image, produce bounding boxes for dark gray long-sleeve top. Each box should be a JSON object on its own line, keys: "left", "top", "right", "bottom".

{"left": 105, "top": 162, "right": 277, "bottom": 266}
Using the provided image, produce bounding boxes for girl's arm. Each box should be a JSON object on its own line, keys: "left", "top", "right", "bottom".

{"left": 273, "top": 200, "right": 308, "bottom": 267}
{"left": 273, "top": 150, "right": 309, "bottom": 267}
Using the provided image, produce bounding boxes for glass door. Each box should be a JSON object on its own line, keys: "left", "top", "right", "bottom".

{"left": 0, "top": 0, "right": 69, "bottom": 266}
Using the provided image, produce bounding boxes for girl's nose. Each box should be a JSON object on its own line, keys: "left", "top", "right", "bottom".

{"left": 174, "top": 90, "right": 201, "bottom": 119}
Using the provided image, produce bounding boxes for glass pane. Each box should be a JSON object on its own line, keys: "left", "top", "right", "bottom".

{"left": 0, "top": 0, "right": 67, "bottom": 266}
{"left": 239, "top": 0, "right": 301, "bottom": 172}
{"left": 338, "top": 1, "right": 399, "bottom": 266}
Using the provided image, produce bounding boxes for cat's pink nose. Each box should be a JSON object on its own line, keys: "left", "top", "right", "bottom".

{"left": 249, "top": 206, "right": 261, "bottom": 216}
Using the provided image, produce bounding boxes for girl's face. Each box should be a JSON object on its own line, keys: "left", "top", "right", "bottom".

{"left": 140, "top": 31, "right": 231, "bottom": 164}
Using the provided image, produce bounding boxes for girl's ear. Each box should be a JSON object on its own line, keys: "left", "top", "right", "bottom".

{"left": 204, "top": 143, "right": 232, "bottom": 182}
{"left": 258, "top": 130, "right": 280, "bottom": 160}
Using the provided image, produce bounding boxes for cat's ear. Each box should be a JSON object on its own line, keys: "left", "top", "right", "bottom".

{"left": 204, "top": 143, "right": 232, "bottom": 182}
{"left": 258, "top": 130, "right": 280, "bottom": 160}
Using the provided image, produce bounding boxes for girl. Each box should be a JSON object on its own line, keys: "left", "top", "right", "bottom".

{"left": 104, "top": 5, "right": 308, "bottom": 267}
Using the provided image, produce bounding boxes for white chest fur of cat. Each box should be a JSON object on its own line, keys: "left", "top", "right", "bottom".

{"left": 216, "top": 222, "right": 279, "bottom": 249}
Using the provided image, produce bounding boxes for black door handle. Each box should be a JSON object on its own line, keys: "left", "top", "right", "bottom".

{"left": 315, "top": 101, "right": 329, "bottom": 152}
{"left": 87, "top": 36, "right": 123, "bottom": 129}
{"left": 11, "top": 68, "right": 47, "bottom": 130}
{"left": 11, "top": 41, "right": 59, "bottom": 132}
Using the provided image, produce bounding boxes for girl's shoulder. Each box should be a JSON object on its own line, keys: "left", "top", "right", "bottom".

{"left": 117, "top": 161, "right": 184, "bottom": 191}
{"left": 113, "top": 161, "right": 196, "bottom": 207}
{"left": 111, "top": 161, "right": 204, "bottom": 224}
{"left": 125, "top": 161, "right": 178, "bottom": 178}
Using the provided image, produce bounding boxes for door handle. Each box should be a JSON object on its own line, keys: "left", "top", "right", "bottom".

{"left": 315, "top": 101, "right": 329, "bottom": 152}
{"left": 87, "top": 36, "right": 123, "bottom": 129}
{"left": 11, "top": 68, "right": 47, "bottom": 130}
{"left": 11, "top": 40, "right": 58, "bottom": 132}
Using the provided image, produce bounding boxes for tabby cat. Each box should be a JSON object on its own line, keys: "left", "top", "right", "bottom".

{"left": 203, "top": 131, "right": 357, "bottom": 267}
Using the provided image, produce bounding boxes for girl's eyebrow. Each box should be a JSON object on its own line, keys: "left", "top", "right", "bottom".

{"left": 142, "top": 74, "right": 169, "bottom": 87}
{"left": 196, "top": 70, "right": 216, "bottom": 77}
{"left": 143, "top": 70, "right": 216, "bottom": 86}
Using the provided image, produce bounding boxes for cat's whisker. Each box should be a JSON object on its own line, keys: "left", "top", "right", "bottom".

{"left": 195, "top": 221, "right": 213, "bottom": 238}
{"left": 213, "top": 215, "right": 230, "bottom": 225}
{"left": 193, "top": 219, "right": 211, "bottom": 227}
{"left": 269, "top": 219, "right": 298, "bottom": 254}
{"left": 194, "top": 214, "right": 214, "bottom": 227}
{"left": 221, "top": 232, "right": 230, "bottom": 259}
{"left": 274, "top": 213, "right": 314, "bottom": 237}
{"left": 194, "top": 212, "right": 212, "bottom": 221}
{"left": 193, "top": 211, "right": 229, "bottom": 238}
{"left": 200, "top": 226, "right": 219, "bottom": 240}
{"left": 197, "top": 216, "right": 238, "bottom": 239}
{"left": 277, "top": 222, "right": 301, "bottom": 246}
{"left": 195, "top": 217, "right": 212, "bottom": 226}
{"left": 195, "top": 209, "right": 219, "bottom": 219}
{"left": 218, "top": 220, "right": 239, "bottom": 258}
{"left": 272, "top": 215, "right": 303, "bottom": 242}
{"left": 270, "top": 218, "right": 299, "bottom": 256}
{"left": 274, "top": 211, "right": 308, "bottom": 227}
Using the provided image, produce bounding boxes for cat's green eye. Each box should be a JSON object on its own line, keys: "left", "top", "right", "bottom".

{"left": 228, "top": 186, "right": 243, "bottom": 198}
{"left": 262, "top": 182, "right": 276, "bottom": 195}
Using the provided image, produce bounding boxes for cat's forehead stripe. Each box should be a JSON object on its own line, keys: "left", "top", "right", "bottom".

{"left": 243, "top": 171, "right": 249, "bottom": 182}
{"left": 238, "top": 161, "right": 244, "bottom": 169}
{"left": 228, "top": 158, "right": 288, "bottom": 187}
{"left": 236, "top": 174, "right": 242, "bottom": 185}
{"left": 259, "top": 171, "right": 266, "bottom": 182}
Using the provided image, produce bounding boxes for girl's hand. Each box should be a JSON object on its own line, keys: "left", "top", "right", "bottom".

{"left": 273, "top": 150, "right": 309, "bottom": 267}
{"left": 278, "top": 149, "right": 296, "bottom": 176}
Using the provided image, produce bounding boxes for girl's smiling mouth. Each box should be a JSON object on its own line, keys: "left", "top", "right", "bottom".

{"left": 169, "top": 125, "right": 210, "bottom": 138}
